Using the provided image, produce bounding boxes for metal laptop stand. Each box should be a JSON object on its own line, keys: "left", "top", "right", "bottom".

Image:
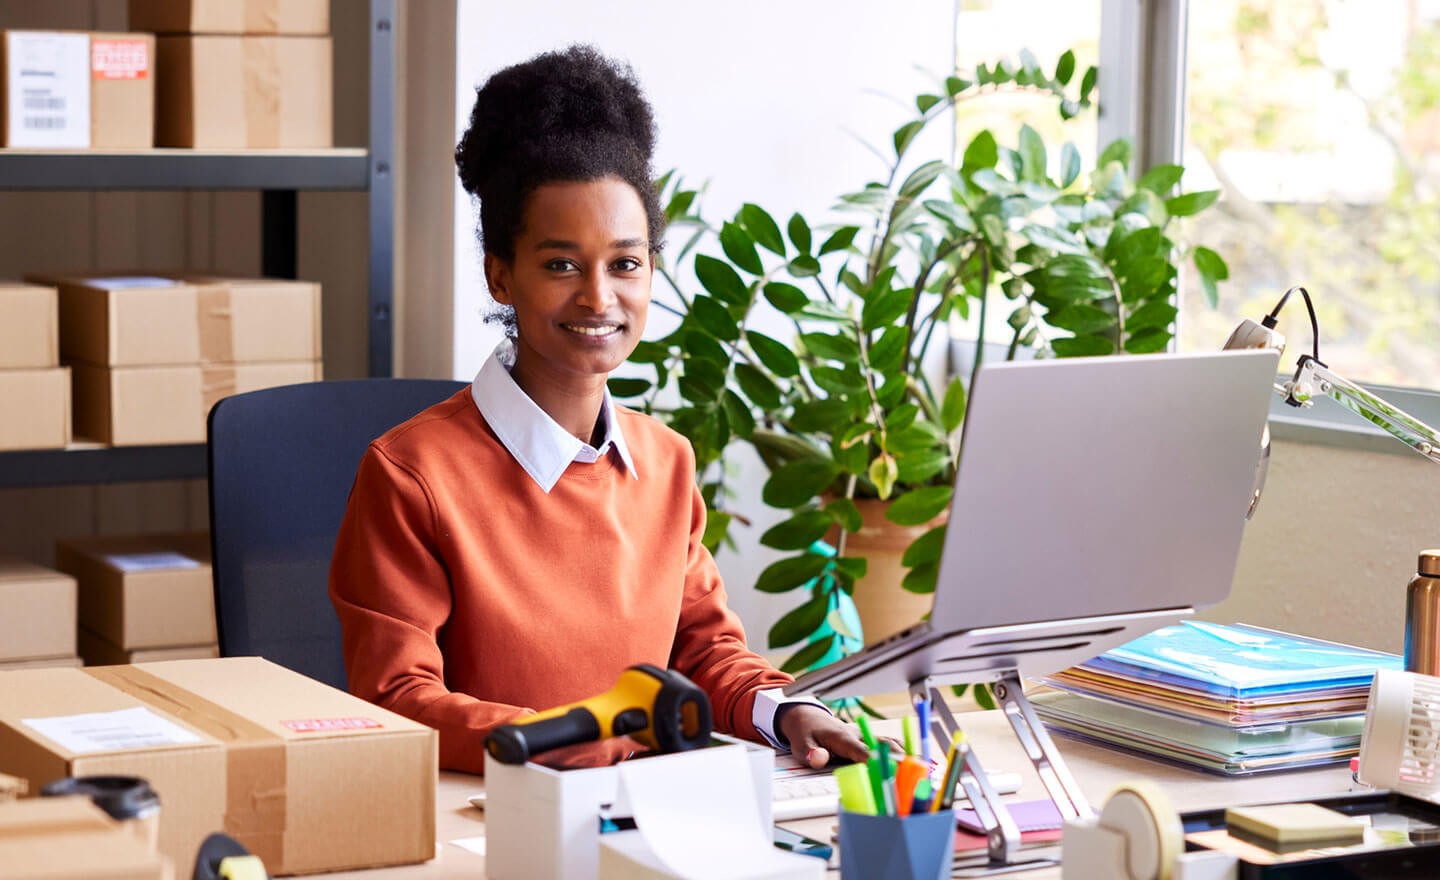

{"left": 913, "top": 669, "right": 1090, "bottom": 872}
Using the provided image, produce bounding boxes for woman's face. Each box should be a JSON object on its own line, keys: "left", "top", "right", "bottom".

{"left": 486, "top": 177, "right": 653, "bottom": 385}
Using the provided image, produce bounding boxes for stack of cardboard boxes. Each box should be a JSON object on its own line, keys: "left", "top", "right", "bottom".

{"left": 55, "top": 533, "right": 218, "bottom": 666}
{"left": 133, "top": 0, "right": 332, "bottom": 148}
{"left": 0, "top": 29, "right": 155, "bottom": 148}
{"left": 0, "top": 557, "right": 79, "bottom": 671}
{"left": 0, "top": 282, "right": 69, "bottom": 451}
{"left": 23, "top": 271, "right": 321, "bottom": 446}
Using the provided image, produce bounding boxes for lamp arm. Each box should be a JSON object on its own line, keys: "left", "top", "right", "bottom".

{"left": 1283, "top": 356, "right": 1440, "bottom": 465}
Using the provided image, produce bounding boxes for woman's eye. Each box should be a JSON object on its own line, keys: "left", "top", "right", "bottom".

{"left": 545, "top": 259, "right": 577, "bottom": 272}
{"left": 613, "top": 257, "right": 642, "bottom": 272}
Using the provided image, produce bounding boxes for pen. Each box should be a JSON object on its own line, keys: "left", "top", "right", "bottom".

{"left": 938, "top": 731, "right": 968, "bottom": 811}
{"left": 917, "top": 698, "right": 931, "bottom": 765}
{"left": 930, "top": 736, "right": 958, "bottom": 812}
{"left": 902, "top": 715, "right": 918, "bottom": 758}
{"left": 856, "top": 714, "right": 878, "bottom": 751}
{"left": 877, "top": 741, "right": 897, "bottom": 816}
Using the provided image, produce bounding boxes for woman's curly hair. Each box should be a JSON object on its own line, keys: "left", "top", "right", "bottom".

{"left": 455, "top": 44, "right": 666, "bottom": 262}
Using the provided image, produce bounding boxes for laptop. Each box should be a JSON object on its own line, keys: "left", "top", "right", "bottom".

{"left": 786, "top": 349, "right": 1281, "bottom": 701}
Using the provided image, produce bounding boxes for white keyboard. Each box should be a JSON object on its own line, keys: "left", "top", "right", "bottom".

{"left": 771, "top": 769, "right": 1024, "bottom": 821}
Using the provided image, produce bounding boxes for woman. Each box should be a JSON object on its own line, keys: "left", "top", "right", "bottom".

{"left": 329, "top": 45, "right": 870, "bottom": 774}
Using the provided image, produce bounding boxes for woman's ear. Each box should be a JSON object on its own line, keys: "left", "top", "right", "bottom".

{"left": 484, "top": 253, "right": 513, "bottom": 305}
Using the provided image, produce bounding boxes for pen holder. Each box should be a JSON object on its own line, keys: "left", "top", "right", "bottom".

{"left": 838, "top": 809, "right": 953, "bottom": 880}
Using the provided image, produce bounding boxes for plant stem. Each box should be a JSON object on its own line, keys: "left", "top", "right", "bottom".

{"left": 967, "top": 248, "right": 991, "bottom": 397}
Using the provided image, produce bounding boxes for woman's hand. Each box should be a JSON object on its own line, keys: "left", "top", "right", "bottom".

{"left": 777, "top": 704, "right": 886, "bottom": 769}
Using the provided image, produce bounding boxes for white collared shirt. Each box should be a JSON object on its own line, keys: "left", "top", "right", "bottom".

{"left": 469, "top": 339, "right": 824, "bottom": 751}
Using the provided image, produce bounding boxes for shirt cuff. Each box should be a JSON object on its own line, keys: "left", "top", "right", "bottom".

{"left": 752, "top": 687, "right": 830, "bottom": 752}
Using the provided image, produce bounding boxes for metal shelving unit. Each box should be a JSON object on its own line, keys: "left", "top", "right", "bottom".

{"left": 0, "top": 0, "right": 395, "bottom": 489}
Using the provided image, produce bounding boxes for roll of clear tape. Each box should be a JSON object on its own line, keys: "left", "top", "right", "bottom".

{"left": 1098, "top": 780, "right": 1185, "bottom": 880}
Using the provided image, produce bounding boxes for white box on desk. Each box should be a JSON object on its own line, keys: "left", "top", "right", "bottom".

{"left": 485, "top": 734, "right": 774, "bottom": 880}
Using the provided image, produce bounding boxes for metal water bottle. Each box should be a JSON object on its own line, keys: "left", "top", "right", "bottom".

{"left": 1403, "top": 550, "right": 1440, "bottom": 675}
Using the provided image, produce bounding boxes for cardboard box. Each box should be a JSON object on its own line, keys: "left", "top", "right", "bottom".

{"left": 0, "top": 367, "right": 70, "bottom": 451}
{"left": 23, "top": 274, "right": 201, "bottom": 368}
{"left": 0, "top": 659, "right": 437, "bottom": 875}
{"left": 203, "top": 360, "right": 321, "bottom": 411}
{"left": 193, "top": 276, "right": 321, "bottom": 364}
{"left": 70, "top": 363, "right": 204, "bottom": 446}
{"left": 128, "top": 0, "right": 329, "bottom": 35}
{"left": 0, "top": 282, "right": 59, "bottom": 369}
{"left": 0, "top": 796, "right": 172, "bottom": 880}
{"left": 156, "top": 36, "right": 331, "bottom": 148}
{"left": 1, "top": 31, "right": 153, "bottom": 149}
{"left": 54, "top": 534, "right": 215, "bottom": 651}
{"left": 79, "top": 629, "right": 217, "bottom": 666}
{"left": 0, "top": 656, "right": 82, "bottom": 671}
{"left": 0, "top": 557, "right": 77, "bottom": 663}
{"left": 0, "top": 772, "right": 26, "bottom": 801}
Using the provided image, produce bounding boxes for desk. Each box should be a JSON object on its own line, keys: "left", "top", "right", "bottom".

{"left": 327, "top": 710, "right": 1358, "bottom": 879}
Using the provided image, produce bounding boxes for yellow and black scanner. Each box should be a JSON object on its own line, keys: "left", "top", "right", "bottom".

{"left": 485, "top": 664, "right": 713, "bottom": 765}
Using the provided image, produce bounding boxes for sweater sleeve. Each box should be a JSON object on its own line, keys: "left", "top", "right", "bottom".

{"left": 667, "top": 481, "right": 795, "bottom": 742}
{"left": 329, "top": 445, "right": 630, "bottom": 774}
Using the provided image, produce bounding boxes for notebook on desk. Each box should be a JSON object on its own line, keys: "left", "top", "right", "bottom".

{"left": 787, "top": 349, "right": 1282, "bottom": 701}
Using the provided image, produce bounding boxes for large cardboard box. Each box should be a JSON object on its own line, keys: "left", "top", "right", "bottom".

{"left": 0, "top": 557, "right": 77, "bottom": 663}
{"left": 0, "top": 796, "right": 173, "bottom": 880}
{"left": 0, "top": 31, "right": 154, "bottom": 149}
{"left": 192, "top": 276, "right": 321, "bottom": 364}
{"left": 54, "top": 534, "right": 215, "bottom": 651}
{"left": 203, "top": 360, "right": 321, "bottom": 411}
{"left": 0, "top": 367, "right": 70, "bottom": 451}
{"left": 0, "top": 282, "right": 58, "bottom": 369}
{"left": 128, "top": 0, "right": 329, "bottom": 35}
{"left": 0, "top": 659, "right": 438, "bottom": 875}
{"left": 0, "top": 656, "right": 83, "bottom": 671}
{"left": 78, "top": 629, "right": 217, "bottom": 666}
{"left": 70, "top": 363, "right": 204, "bottom": 446}
{"left": 156, "top": 36, "right": 331, "bottom": 148}
{"left": 23, "top": 274, "right": 201, "bottom": 368}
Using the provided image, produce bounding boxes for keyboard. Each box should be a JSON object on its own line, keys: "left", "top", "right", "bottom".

{"left": 771, "top": 769, "right": 1024, "bottom": 821}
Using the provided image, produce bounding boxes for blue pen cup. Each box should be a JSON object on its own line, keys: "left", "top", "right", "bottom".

{"left": 838, "top": 809, "right": 953, "bottom": 880}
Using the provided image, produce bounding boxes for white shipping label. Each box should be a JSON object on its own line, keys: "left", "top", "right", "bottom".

{"left": 103, "top": 552, "right": 202, "bottom": 572}
{"left": 23, "top": 707, "right": 203, "bottom": 754}
{"left": 4, "top": 31, "right": 90, "bottom": 148}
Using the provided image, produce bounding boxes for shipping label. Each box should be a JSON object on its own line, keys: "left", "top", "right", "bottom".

{"left": 4, "top": 31, "right": 90, "bottom": 148}
{"left": 23, "top": 706, "right": 203, "bottom": 754}
{"left": 103, "top": 551, "right": 202, "bottom": 572}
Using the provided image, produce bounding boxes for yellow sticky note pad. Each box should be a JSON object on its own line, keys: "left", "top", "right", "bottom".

{"left": 1224, "top": 803, "right": 1365, "bottom": 846}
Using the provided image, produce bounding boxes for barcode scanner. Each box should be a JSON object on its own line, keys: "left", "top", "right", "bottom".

{"left": 484, "top": 664, "right": 713, "bottom": 765}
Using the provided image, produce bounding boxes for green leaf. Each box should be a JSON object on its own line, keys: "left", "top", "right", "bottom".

{"left": 755, "top": 553, "right": 830, "bottom": 593}
{"left": 1059, "top": 142, "right": 1081, "bottom": 188}
{"left": 922, "top": 199, "right": 976, "bottom": 232}
{"left": 762, "top": 281, "right": 808, "bottom": 314}
{"left": 899, "top": 160, "right": 947, "bottom": 199}
{"left": 763, "top": 458, "right": 842, "bottom": 508}
{"left": 1164, "top": 190, "right": 1220, "bottom": 217}
{"left": 1046, "top": 303, "right": 1117, "bottom": 335}
{"left": 1079, "top": 66, "right": 1098, "bottom": 102}
{"left": 941, "top": 377, "right": 966, "bottom": 433}
{"left": 780, "top": 637, "right": 835, "bottom": 674}
{"left": 811, "top": 365, "right": 865, "bottom": 395}
{"left": 893, "top": 119, "right": 925, "bottom": 157}
{"left": 825, "top": 497, "right": 863, "bottom": 533}
{"left": 901, "top": 561, "right": 938, "bottom": 594}
{"left": 788, "top": 255, "right": 822, "bottom": 277}
{"left": 768, "top": 593, "right": 832, "bottom": 648}
{"left": 734, "top": 363, "right": 782, "bottom": 410}
{"left": 801, "top": 331, "right": 861, "bottom": 362}
{"left": 1126, "top": 299, "right": 1178, "bottom": 331}
{"left": 787, "top": 213, "right": 813, "bottom": 255}
{"left": 861, "top": 286, "right": 915, "bottom": 333}
{"left": 901, "top": 524, "right": 948, "bottom": 567}
{"left": 1052, "top": 335, "right": 1116, "bottom": 357}
{"left": 720, "top": 389, "right": 756, "bottom": 438}
{"left": 832, "top": 556, "right": 868, "bottom": 581}
{"left": 700, "top": 507, "right": 731, "bottom": 554}
{"left": 761, "top": 510, "right": 834, "bottom": 551}
{"left": 868, "top": 325, "right": 908, "bottom": 373}
{"left": 719, "top": 221, "right": 764, "bottom": 275}
{"left": 1018, "top": 124, "right": 1046, "bottom": 183}
{"left": 895, "top": 450, "right": 949, "bottom": 484}
{"left": 818, "top": 226, "right": 860, "bottom": 256}
{"left": 962, "top": 130, "right": 998, "bottom": 174}
{"left": 1137, "top": 164, "right": 1185, "bottom": 196}
{"left": 628, "top": 339, "right": 669, "bottom": 364}
{"left": 790, "top": 399, "right": 852, "bottom": 432}
{"left": 741, "top": 203, "right": 786, "bottom": 256}
{"left": 945, "top": 75, "right": 970, "bottom": 97}
{"left": 885, "top": 486, "right": 953, "bottom": 525}
{"left": 1055, "top": 50, "right": 1075, "bottom": 85}
{"left": 691, "top": 295, "right": 740, "bottom": 342}
{"left": 664, "top": 188, "right": 697, "bottom": 222}
{"left": 1124, "top": 327, "right": 1172, "bottom": 354}
{"left": 747, "top": 330, "right": 801, "bottom": 377}
{"left": 682, "top": 328, "right": 729, "bottom": 365}
{"left": 607, "top": 377, "right": 651, "bottom": 398}
{"left": 1193, "top": 246, "right": 1228, "bottom": 309}
{"left": 868, "top": 454, "right": 899, "bottom": 500}
{"left": 883, "top": 404, "right": 920, "bottom": 433}
{"left": 916, "top": 93, "right": 943, "bottom": 113}
{"left": 1097, "top": 138, "right": 1132, "bottom": 170}
{"left": 694, "top": 254, "right": 749, "bottom": 305}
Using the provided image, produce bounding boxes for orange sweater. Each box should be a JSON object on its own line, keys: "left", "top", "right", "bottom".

{"left": 328, "top": 389, "right": 792, "bottom": 774}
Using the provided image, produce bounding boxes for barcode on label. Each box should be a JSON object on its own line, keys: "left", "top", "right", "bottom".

{"left": 23, "top": 95, "right": 65, "bottom": 111}
{"left": 23, "top": 116, "right": 67, "bottom": 130}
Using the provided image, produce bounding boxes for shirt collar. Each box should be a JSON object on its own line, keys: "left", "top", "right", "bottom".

{"left": 470, "top": 339, "right": 639, "bottom": 493}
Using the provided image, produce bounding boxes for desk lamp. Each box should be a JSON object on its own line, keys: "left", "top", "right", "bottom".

{"left": 1221, "top": 286, "right": 1440, "bottom": 519}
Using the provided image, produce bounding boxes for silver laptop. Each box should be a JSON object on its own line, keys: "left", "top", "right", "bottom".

{"left": 786, "top": 349, "right": 1281, "bottom": 700}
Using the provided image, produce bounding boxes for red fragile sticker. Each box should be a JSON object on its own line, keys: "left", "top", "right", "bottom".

{"left": 280, "top": 717, "right": 383, "bottom": 733}
{"left": 92, "top": 39, "right": 149, "bottom": 80}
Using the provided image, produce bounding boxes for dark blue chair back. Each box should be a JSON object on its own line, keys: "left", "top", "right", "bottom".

{"left": 206, "top": 378, "right": 467, "bottom": 689}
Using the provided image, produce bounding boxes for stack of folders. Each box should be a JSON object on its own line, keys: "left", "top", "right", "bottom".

{"left": 1033, "top": 621, "right": 1403, "bottom": 775}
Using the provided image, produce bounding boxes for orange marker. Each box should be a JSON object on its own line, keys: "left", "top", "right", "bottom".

{"left": 894, "top": 756, "right": 927, "bottom": 817}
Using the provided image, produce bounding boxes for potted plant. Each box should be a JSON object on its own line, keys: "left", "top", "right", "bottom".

{"left": 613, "top": 51, "right": 1228, "bottom": 687}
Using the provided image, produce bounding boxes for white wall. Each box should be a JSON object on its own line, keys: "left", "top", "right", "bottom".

{"left": 449, "top": 1, "right": 959, "bottom": 640}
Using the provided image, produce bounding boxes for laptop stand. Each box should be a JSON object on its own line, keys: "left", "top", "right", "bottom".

{"left": 914, "top": 669, "right": 1091, "bottom": 870}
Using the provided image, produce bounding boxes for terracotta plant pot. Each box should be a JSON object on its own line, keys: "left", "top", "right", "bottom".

{"left": 827, "top": 497, "right": 949, "bottom": 646}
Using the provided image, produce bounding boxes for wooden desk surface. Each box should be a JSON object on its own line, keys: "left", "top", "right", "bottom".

{"left": 328, "top": 709, "right": 1358, "bottom": 878}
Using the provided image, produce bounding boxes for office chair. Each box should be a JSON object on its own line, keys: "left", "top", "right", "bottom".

{"left": 207, "top": 378, "right": 468, "bottom": 689}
